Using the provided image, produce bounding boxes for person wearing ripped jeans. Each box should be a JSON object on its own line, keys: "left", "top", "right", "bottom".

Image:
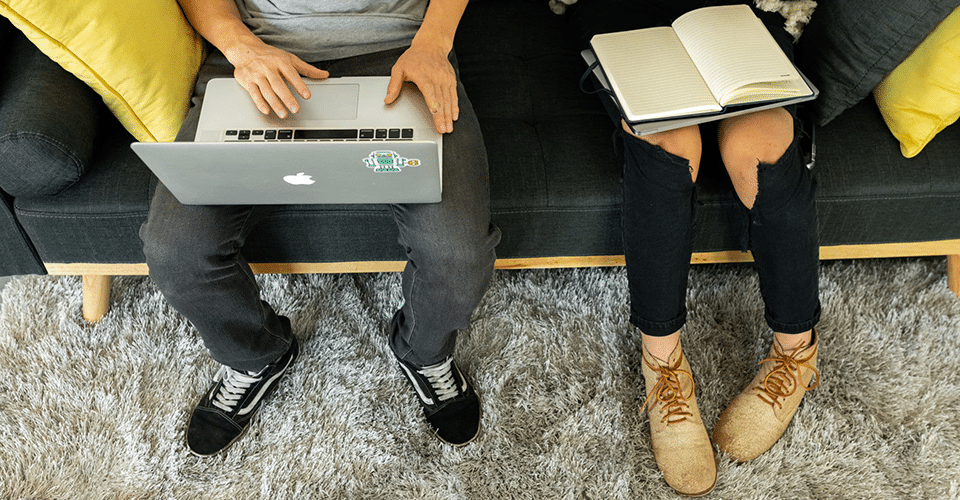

{"left": 569, "top": 0, "right": 821, "bottom": 495}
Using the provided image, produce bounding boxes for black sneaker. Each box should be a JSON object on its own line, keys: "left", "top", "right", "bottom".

{"left": 186, "top": 337, "right": 300, "bottom": 456}
{"left": 395, "top": 355, "right": 482, "bottom": 446}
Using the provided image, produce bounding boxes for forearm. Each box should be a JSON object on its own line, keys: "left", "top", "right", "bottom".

{"left": 177, "top": 0, "right": 265, "bottom": 65}
{"left": 412, "top": 0, "right": 470, "bottom": 54}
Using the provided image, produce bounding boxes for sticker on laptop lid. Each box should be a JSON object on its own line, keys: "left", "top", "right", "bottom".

{"left": 364, "top": 150, "right": 421, "bottom": 173}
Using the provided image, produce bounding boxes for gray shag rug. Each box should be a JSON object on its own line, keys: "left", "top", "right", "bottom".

{"left": 1, "top": 258, "right": 959, "bottom": 499}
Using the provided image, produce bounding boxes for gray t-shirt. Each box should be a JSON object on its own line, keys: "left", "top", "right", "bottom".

{"left": 234, "top": 0, "right": 429, "bottom": 61}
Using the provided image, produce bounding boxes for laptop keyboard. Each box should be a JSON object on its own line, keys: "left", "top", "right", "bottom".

{"left": 223, "top": 128, "right": 415, "bottom": 141}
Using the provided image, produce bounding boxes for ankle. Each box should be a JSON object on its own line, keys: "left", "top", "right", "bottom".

{"left": 774, "top": 329, "right": 813, "bottom": 353}
{"left": 641, "top": 331, "right": 681, "bottom": 363}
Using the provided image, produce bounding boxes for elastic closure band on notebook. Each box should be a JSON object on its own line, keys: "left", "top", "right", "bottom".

{"left": 579, "top": 60, "right": 630, "bottom": 126}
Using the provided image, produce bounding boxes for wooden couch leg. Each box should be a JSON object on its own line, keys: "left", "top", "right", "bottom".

{"left": 82, "top": 275, "right": 112, "bottom": 322}
{"left": 949, "top": 255, "right": 960, "bottom": 297}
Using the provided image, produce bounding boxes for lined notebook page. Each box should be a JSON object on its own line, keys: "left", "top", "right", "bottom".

{"left": 590, "top": 27, "right": 721, "bottom": 122}
{"left": 672, "top": 4, "right": 802, "bottom": 105}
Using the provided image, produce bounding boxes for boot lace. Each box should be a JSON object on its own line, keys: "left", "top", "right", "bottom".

{"left": 211, "top": 366, "right": 264, "bottom": 413}
{"left": 641, "top": 355, "right": 695, "bottom": 425}
{"left": 418, "top": 358, "right": 461, "bottom": 403}
{"left": 755, "top": 342, "right": 820, "bottom": 409}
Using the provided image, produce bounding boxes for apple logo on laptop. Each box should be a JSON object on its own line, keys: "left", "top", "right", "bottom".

{"left": 283, "top": 172, "right": 315, "bottom": 185}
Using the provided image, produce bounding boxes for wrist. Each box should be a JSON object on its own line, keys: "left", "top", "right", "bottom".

{"left": 410, "top": 29, "right": 454, "bottom": 56}
{"left": 220, "top": 32, "right": 269, "bottom": 67}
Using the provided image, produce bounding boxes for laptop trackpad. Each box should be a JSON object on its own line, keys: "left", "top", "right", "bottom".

{"left": 293, "top": 83, "right": 359, "bottom": 121}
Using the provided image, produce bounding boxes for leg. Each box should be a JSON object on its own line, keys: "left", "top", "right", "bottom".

{"left": 141, "top": 48, "right": 294, "bottom": 371}
{"left": 139, "top": 50, "right": 297, "bottom": 456}
{"left": 713, "top": 107, "right": 821, "bottom": 462}
{"left": 718, "top": 107, "right": 820, "bottom": 338}
{"left": 571, "top": 0, "right": 705, "bottom": 346}
{"left": 710, "top": 5, "right": 823, "bottom": 463}
{"left": 574, "top": 0, "right": 719, "bottom": 491}
{"left": 324, "top": 47, "right": 500, "bottom": 366}
{"left": 621, "top": 122, "right": 701, "bottom": 353}
{"left": 715, "top": 4, "right": 819, "bottom": 341}
{"left": 328, "top": 49, "right": 499, "bottom": 446}
{"left": 624, "top": 121, "right": 701, "bottom": 362}
{"left": 620, "top": 125, "right": 717, "bottom": 497}
{"left": 388, "top": 77, "right": 500, "bottom": 366}
{"left": 140, "top": 185, "right": 292, "bottom": 371}
{"left": 82, "top": 275, "right": 112, "bottom": 323}
{"left": 389, "top": 79, "right": 498, "bottom": 447}
{"left": 717, "top": 108, "right": 792, "bottom": 209}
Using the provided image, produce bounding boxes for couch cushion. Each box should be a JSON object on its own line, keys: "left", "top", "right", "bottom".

{"left": 455, "top": 0, "right": 627, "bottom": 258}
{"left": 0, "top": 189, "right": 44, "bottom": 276}
{"left": 813, "top": 98, "right": 960, "bottom": 246}
{"left": 873, "top": 7, "right": 960, "bottom": 158}
{"left": 13, "top": 117, "right": 155, "bottom": 265}
{"left": 797, "top": 0, "right": 958, "bottom": 127}
{"left": 0, "top": 0, "right": 204, "bottom": 142}
{"left": 0, "top": 30, "right": 99, "bottom": 197}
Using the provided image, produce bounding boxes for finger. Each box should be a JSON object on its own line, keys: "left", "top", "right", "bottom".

{"left": 260, "top": 83, "right": 300, "bottom": 118}
{"left": 263, "top": 72, "right": 303, "bottom": 116}
{"left": 238, "top": 79, "right": 272, "bottom": 115}
{"left": 441, "top": 83, "right": 457, "bottom": 129}
{"left": 253, "top": 77, "right": 293, "bottom": 118}
{"left": 291, "top": 60, "right": 329, "bottom": 99}
{"left": 414, "top": 75, "right": 442, "bottom": 115}
{"left": 446, "top": 82, "right": 460, "bottom": 122}
{"left": 434, "top": 83, "right": 456, "bottom": 133}
{"left": 384, "top": 66, "right": 405, "bottom": 105}
{"left": 407, "top": 76, "right": 445, "bottom": 133}
{"left": 437, "top": 88, "right": 452, "bottom": 133}
{"left": 296, "top": 60, "right": 329, "bottom": 80}
{"left": 280, "top": 65, "right": 312, "bottom": 102}
{"left": 433, "top": 110, "right": 446, "bottom": 134}
{"left": 420, "top": 86, "right": 447, "bottom": 134}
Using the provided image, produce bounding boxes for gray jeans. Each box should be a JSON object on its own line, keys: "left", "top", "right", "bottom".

{"left": 140, "top": 47, "right": 500, "bottom": 371}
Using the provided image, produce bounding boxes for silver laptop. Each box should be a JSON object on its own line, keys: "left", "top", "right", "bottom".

{"left": 131, "top": 76, "right": 442, "bottom": 205}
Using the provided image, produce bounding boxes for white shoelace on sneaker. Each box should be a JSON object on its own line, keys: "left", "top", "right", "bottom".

{"left": 211, "top": 366, "right": 264, "bottom": 413}
{"left": 418, "top": 358, "right": 461, "bottom": 403}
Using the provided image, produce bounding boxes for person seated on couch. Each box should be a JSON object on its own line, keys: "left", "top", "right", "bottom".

{"left": 568, "top": 0, "right": 821, "bottom": 495}
{"left": 140, "top": 0, "right": 501, "bottom": 456}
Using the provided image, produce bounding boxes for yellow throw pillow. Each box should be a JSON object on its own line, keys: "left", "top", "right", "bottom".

{"left": 873, "top": 7, "right": 960, "bottom": 158}
{"left": 0, "top": 0, "right": 204, "bottom": 142}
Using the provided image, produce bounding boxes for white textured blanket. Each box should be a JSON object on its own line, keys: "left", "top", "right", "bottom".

{"left": 549, "top": 0, "right": 817, "bottom": 38}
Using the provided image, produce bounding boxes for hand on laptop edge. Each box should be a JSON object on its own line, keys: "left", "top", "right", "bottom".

{"left": 385, "top": 44, "right": 459, "bottom": 135}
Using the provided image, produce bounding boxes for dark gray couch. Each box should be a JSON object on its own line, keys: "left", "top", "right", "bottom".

{"left": 1, "top": 0, "right": 959, "bottom": 321}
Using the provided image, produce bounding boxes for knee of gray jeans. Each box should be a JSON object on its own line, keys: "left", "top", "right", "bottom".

{"left": 140, "top": 211, "right": 233, "bottom": 291}
{"left": 433, "top": 221, "right": 499, "bottom": 293}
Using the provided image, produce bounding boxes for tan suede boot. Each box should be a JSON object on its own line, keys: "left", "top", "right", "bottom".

{"left": 713, "top": 332, "right": 820, "bottom": 462}
{"left": 640, "top": 340, "right": 717, "bottom": 497}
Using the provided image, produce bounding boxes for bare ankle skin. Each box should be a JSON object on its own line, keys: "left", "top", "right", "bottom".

{"left": 774, "top": 329, "right": 813, "bottom": 353}
{"left": 641, "top": 331, "right": 681, "bottom": 362}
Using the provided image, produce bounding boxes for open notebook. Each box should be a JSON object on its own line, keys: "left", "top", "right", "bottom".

{"left": 584, "top": 4, "right": 817, "bottom": 134}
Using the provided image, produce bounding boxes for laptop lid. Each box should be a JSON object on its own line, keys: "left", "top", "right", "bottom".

{"left": 131, "top": 76, "right": 442, "bottom": 205}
